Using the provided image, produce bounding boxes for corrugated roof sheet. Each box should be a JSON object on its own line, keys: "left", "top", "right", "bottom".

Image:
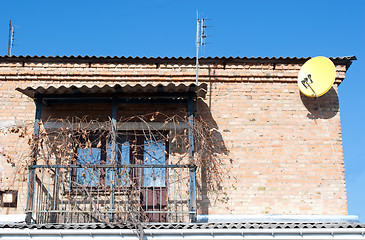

{"left": 1, "top": 222, "right": 365, "bottom": 230}
{"left": 16, "top": 83, "right": 208, "bottom": 99}
{"left": 0, "top": 55, "right": 356, "bottom": 67}
{"left": 0, "top": 55, "right": 357, "bottom": 61}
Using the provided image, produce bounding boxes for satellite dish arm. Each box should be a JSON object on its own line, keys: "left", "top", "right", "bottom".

{"left": 301, "top": 74, "right": 317, "bottom": 97}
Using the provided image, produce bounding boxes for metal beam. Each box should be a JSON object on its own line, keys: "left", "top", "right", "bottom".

{"left": 42, "top": 98, "right": 188, "bottom": 105}
{"left": 30, "top": 164, "right": 194, "bottom": 169}
{"left": 43, "top": 122, "right": 189, "bottom": 131}
{"left": 31, "top": 92, "right": 191, "bottom": 99}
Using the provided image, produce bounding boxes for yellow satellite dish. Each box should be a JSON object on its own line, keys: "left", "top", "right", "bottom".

{"left": 297, "top": 56, "right": 336, "bottom": 97}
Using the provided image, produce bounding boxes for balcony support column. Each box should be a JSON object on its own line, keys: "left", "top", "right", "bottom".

{"left": 188, "top": 93, "right": 197, "bottom": 222}
{"left": 26, "top": 96, "right": 42, "bottom": 224}
{"left": 109, "top": 98, "right": 117, "bottom": 222}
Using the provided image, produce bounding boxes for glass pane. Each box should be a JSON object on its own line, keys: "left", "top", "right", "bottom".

{"left": 76, "top": 148, "right": 101, "bottom": 186}
{"left": 106, "top": 136, "right": 130, "bottom": 186}
{"left": 143, "top": 138, "right": 166, "bottom": 187}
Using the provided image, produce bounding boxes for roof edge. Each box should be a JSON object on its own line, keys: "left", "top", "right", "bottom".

{"left": 0, "top": 55, "right": 357, "bottom": 67}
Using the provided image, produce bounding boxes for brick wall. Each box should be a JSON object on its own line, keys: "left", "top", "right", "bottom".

{"left": 198, "top": 82, "right": 346, "bottom": 214}
{"left": 0, "top": 58, "right": 348, "bottom": 215}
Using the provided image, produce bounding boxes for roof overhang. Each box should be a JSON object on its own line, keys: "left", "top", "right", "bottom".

{"left": 16, "top": 83, "right": 207, "bottom": 104}
{"left": 1, "top": 55, "right": 356, "bottom": 70}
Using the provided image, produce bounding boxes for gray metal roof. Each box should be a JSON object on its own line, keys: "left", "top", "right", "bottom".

{"left": 1, "top": 222, "right": 365, "bottom": 230}
{"left": 0, "top": 55, "right": 356, "bottom": 68}
{"left": 0, "top": 55, "right": 357, "bottom": 61}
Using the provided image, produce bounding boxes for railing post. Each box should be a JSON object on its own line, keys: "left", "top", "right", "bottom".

{"left": 187, "top": 93, "right": 197, "bottom": 222}
{"left": 109, "top": 97, "right": 117, "bottom": 222}
{"left": 26, "top": 96, "right": 42, "bottom": 224}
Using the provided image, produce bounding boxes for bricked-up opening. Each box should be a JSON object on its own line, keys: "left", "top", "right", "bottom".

{"left": 16, "top": 83, "right": 215, "bottom": 224}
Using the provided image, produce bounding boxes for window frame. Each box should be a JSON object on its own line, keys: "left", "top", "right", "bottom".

{"left": 130, "top": 130, "right": 169, "bottom": 189}
{"left": 71, "top": 131, "right": 107, "bottom": 190}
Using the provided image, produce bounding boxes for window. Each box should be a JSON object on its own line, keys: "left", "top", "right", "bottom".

{"left": 76, "top": 147, "right": 101, "bottom": 186}
{"left": 75, "top": 133, "right": 105, "bottom": 187}
{"left": 74, "top": 132, "right": 167, "bottom": 188}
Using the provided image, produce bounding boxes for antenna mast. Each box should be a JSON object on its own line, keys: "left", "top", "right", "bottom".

{"left": 195, "top": 12, "right": 208, "bottom": 84}
{"left": 8, "top": 20, "right": 15, "bottom": 56}
{"left": 195, "top": 13, "right": 200, "bottom": 85}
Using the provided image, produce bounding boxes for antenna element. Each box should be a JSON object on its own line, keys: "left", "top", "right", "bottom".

{"left": 195, "top": 12, "right": 208, "bottom": 84}
{"left": 8, "top": 20, "right": 16, "bottom": 56}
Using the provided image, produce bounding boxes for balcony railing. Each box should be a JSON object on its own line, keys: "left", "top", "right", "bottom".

{"left": 26, "top": 164, "right": 196, "bottom": 224}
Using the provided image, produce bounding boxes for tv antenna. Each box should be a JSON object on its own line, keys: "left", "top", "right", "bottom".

{"left": 195, "top": 12, "right": 209, "bottom": 84}
{"left": 8, "top": 20, "right": 17, "bottom": 56}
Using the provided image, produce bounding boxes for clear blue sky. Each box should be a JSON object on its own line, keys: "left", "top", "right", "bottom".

{"left": 1, "top": 0, "right": 364, "bottom": 222}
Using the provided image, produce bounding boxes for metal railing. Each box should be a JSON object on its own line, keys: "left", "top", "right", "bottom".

{"left": 26, "top": 164, "right": 196, "bottom": 224}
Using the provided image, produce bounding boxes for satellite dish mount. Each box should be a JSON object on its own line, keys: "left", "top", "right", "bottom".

{"left": 301, "top": 74, "right": 317, "bottom": 97}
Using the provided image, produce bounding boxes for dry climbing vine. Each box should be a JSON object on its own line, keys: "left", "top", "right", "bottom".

{"left": 0, "top": 112, "right": 232, "bottom": 223}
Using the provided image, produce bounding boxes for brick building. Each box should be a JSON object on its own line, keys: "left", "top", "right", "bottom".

{"left": 0, "top": 55, "right": 363, "bottom": 239}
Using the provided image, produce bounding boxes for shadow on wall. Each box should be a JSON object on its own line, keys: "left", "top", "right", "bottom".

{"left": 300, "top": 87, "right": 339, "bottom": 119}
{"left": 196, "top": 98, "right": 229, "bottom": 215}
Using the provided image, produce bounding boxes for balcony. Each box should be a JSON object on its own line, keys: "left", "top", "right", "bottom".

{"left": 17, "top": 83, "right": 214, "bottom": 224}
{"left": 26, "top": 163, "right": 196, "bottom": 224}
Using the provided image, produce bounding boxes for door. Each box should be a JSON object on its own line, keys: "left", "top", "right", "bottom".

{"left": 109, "top": 133, "right": 168, "bottom": 222}
{"left": 141, "top": 135, "right": 167, "bottom": 222}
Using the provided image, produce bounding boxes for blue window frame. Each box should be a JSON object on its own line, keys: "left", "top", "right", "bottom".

{"left": 75, "top": 133, "right": 105, "bottom": 187}
{"left": 106, "top": 135, "right": 130, "bottom": 186}
{"left": 106, "top": 133, "right": 167, "bottom": 188}
{"left": 76, "top": 148, "right": 101, "bottom": 186}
